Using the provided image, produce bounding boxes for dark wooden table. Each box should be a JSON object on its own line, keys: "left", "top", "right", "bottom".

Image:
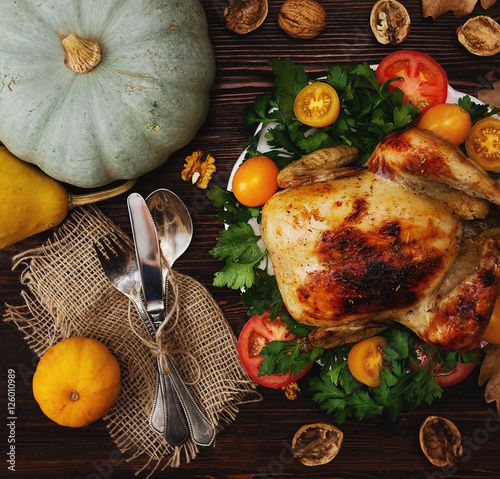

{"left": 2, "top": 1, "right": 500, "bottom": 477}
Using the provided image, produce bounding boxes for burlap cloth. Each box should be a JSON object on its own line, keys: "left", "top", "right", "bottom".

{"left": 3, "top": 205, "right": 260, "bottom": 476}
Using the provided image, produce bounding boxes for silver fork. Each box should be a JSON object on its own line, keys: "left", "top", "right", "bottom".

{"left": 93, "top": 234, "right": 190, "bottom": 446}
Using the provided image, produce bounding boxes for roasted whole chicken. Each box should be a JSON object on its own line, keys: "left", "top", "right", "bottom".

{"left": 261, "top": 127, "right": 500, "bottom": 350}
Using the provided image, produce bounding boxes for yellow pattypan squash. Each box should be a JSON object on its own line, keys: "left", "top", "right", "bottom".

{"left": 32, "top": 337, "right": 121, "bottom": 428}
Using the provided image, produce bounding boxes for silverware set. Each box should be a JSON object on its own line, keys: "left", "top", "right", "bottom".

{"left": 94, "top": 189, "right": 215, "bottom": 447}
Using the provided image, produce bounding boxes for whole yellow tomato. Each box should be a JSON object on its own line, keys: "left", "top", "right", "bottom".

{"left": 418, "top": 103, "right": 472, "bottom": 146}
{"left": 232, "top": 156, "right": 279, "bottom": 207}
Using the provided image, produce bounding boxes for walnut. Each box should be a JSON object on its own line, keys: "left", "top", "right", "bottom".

{"left": 419, "top": 416, "right": 463, "bottom": 467}
{"left": 457, "top": 16, "right": 500, "bottom": 56}
{"left": 292, "top": 423, "right": 343, "bottom": 466}
{"left": 224, "top": 0, "right": 268, "bottom": 34}
{"left": 370, "top": 0, "right": 410, "bottom": 45}
{"left": 278, "top": 0, "right": 326, "bottom": 39}
{"left": 181, "top": 150, "right": 216, "bottom": 189}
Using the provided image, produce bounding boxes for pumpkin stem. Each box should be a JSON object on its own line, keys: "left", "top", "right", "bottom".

{"left": 61, "top": 33, "right": 102, "bottom": 73}
{"left": 69, "top": 391, "right": 80, "bottom": 402}
{"left": 69, "top": 178, "right": 138, "bottom": 209}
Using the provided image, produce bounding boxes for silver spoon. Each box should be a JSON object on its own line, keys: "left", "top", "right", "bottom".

{"left": 146, "top": 188, "right": 216, "bottom": 447}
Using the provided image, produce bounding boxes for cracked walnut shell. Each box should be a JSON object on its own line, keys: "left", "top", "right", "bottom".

{"left": 419, "top": 416, "right": 463, "bottom": 467}
{"left": 278, "top": 0, "right": 326, "bottom": 39}
{"left": 292, "top": 423, "right": 343, "bottom": 466}
{"left": 370, "top": 0, "right": 410, "bottom": 45}
{"left": 457, "top": 16, "right": 500, "bottom": 56}
{"left": 224, "top": 0, "right": 268, "bottom": 34}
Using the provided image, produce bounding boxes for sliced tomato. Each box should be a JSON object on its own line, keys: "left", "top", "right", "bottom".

{"left": 482, "top": 295, "right": 500, "bottom": 344}
{"left": 409, "top": 340, "right": 477, "bottom": 387}
{"left": 237, "top": 311, "right": 312, "bottom": 389}
{"left": 376, "top": 50, "right": 448, "bottom": 114}
{"left": 465, "top": 117, "right": 500, "bottom": 171}
{"left": 293, "top": 82, "right": 340, "bottom": 128}
{"left": 347, "top": 336, "right": 388, "bottom": 387}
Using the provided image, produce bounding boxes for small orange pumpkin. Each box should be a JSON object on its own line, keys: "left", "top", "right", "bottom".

{"left": 32, "top": 336, "right": 121, "bottom": 428}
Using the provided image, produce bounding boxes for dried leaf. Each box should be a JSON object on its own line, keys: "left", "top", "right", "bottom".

{"left": 478, "top": 344, "right": 500, "bottom": 414}
{"left": 422, "top": 0, "right": 497, "bottom": 19}
{"left": 482, "top": 0, "right": 498, "bottom": 8}
{"left": 478, "top": 80, "right": 500, "bottom": 108}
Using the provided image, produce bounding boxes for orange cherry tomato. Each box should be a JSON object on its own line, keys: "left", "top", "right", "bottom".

{"left": 482, "top": 295, "right": 500, "bottom": 344}
{"left": 232, "top": 156, "right": 279, "bottom": 207}
{"left": 465, "top": 117, "right": 500, "bottom": 171}
{"left": 293, "top": 82, "right": 340, "bottom": 128}
{"left": 418, "top": 103, "right": 472, "bottom": 145}
{"left": 347, "top": 336, "right": 388, "bottom": 387}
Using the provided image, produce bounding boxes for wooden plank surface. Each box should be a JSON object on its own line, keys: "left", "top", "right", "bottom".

{"left": 1, "top": 1, "right": 500, "bottom": 477}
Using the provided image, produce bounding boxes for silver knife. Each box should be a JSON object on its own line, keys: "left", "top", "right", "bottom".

{"left": 127, "top": 192, "right": 164, "bottom": 323}
{"left": 127, "top": 192, "right": 190, "bottom": 446}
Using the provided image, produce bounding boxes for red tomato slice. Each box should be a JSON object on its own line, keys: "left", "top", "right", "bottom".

{"left": 376, "top": 50, "right": 448, "bottom": 114}
{"left": 237, "top": 311, "right": 312, "bottom": 389}
{"left": 409, "top": 340, "right": 477, "bottom": 387}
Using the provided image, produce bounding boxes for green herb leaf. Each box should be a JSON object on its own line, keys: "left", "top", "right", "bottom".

{"left": 459, "top": 95, "right": 500, "bottom": 123}
{"left": 207, "top": 186, "right": 260, "bottom": 225}
{"left": 279, "top": 310, "right": 316, "bottom": 338}
{"left": 259, "top": 340, "right": 323, "bottom": 376}
{"left": 209, "top": 222, "right": 262, "bottom": 263}
{"left": 213, "top": 261, "right": 261, "bottom": 290}
{"left": 241, "top": 269, "right": 282, "bottom": 317}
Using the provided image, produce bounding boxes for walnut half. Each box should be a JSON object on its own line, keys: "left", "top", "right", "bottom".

{"left": 457, "top": 16, "right": 500, "bottom": 56}
{"left": 370, "top": 0, "right": 410, "bottom": 45}
{"left": 292, "top": 423, "right": 343, "bottom": 466}
{"left": 419, "top": 416, "right": 463, "bottom": 467}
{"left": 224, "top": 0, "right": 268, "bottom": 34}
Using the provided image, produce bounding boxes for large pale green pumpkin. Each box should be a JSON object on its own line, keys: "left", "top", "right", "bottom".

{"left": 0, "top": 0, "right": 215, "bottom": 187}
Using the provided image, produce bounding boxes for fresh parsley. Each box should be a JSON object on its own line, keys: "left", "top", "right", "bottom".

{"left": 259, "top": 340, "right": 323, "bottom": 377}
{"left": 245, "top": 58, "right": 419, "bottom": 166}
{"left": 309, "top": 328, "right": 481, "bottom": 424}
{"left": 458, "top": 95, "right": 500, "bottom": 123}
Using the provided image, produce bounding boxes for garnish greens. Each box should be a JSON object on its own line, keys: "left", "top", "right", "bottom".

{"left": 262, "top": 327, "right": 481, "bottom": 424}
{"left": 208, "top": 57, "right": 492, "bottom": 423}
{"left": 245, "top": 57, "right": 419, "bottom": 166}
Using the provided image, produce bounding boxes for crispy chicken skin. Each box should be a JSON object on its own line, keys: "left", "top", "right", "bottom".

{"left": 261, "top": 128, "right": 500, "bottom": 350}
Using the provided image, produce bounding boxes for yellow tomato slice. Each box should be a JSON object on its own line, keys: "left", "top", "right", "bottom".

{"left": 293, "top": 82, "right": 340, "bottom": 128}
{"left": 465, "top": 117, "right": 500, "bottom": 171}
{"left": 482, "top": 295, "right": 500, "bottom": 344}
{"left": 347, "top": 336, "right": 388, "bottom": 387}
